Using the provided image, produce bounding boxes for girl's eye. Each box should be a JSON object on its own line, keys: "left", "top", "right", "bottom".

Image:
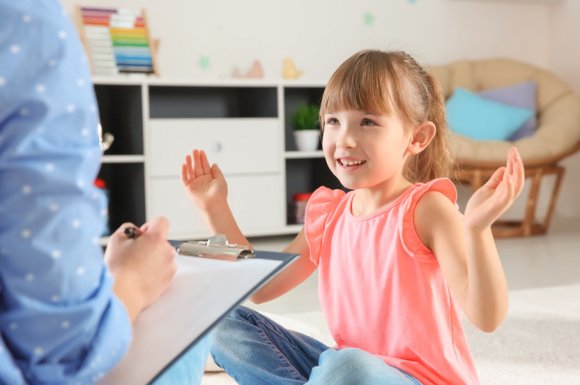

{"left": 326, "top": 117, "right": 339, "bottom": 125}
{"left": 361, "top": 118, "right": 377, "bottom": 126}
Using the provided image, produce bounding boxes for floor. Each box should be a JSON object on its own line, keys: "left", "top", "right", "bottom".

{"left": 245, "top": 215, "right": 580, "bottom": 315}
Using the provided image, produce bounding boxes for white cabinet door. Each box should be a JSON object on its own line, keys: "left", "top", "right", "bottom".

{"left": 147, "top": 174, "right": 284, "bottom": 239}
{"left": 149, "top": 118, "right": 280, "bottom": 177}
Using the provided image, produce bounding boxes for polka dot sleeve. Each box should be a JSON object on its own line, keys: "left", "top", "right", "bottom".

{"left": 0, "top": 1, "right": 131, "bottom": 384}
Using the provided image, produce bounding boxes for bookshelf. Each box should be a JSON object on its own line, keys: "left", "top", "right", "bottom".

{"left": 94, "top": 78, "right": 337, "bottom": 240}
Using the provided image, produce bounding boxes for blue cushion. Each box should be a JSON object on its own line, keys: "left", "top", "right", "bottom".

{"left": 479, "top": 81, "right": 537, "bottom": 141}
{"left": 446, "top": 88, "right": 534, "bottom": 141}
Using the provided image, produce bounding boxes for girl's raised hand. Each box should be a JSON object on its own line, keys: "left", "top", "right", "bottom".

{"left": 464, "top": 147, "right": 525, "bottom": 232}
{"left": 181, "top": 149, "right": 228, "bottom": 211}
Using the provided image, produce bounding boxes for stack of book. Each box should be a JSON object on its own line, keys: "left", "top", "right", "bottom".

{"left": 77, "top": 7, "right": 157, "bottom": 76}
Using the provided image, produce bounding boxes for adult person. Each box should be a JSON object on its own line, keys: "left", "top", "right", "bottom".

{"left": 0, "top": 1, "right": 208, "bottom": 383}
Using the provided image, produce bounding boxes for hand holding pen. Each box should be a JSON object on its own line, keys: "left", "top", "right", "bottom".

{"left": 124, "top": 225, "right": 142, "bottom": 239}
{"left": 104, "top": 217, "right": 177, "bottom": 322}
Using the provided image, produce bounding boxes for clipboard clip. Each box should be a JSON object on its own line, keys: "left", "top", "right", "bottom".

{"left": 177, "top": 234, "right": 255, "bottom": 261}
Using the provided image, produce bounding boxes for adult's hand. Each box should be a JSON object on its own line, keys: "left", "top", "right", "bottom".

{"left": 104, "top": 217, "right": 176, "bottom": 322}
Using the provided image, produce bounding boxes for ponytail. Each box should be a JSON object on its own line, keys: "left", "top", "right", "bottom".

{"left": 404, "top": 73, "right": 454, "bottom": 183}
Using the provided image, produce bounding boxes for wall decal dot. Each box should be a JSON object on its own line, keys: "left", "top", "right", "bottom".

{"left": 363, "top": 12, "right": 375, "bottom": 26}
{"left": 198, "top": 55, "right": 211, "bottom": 70}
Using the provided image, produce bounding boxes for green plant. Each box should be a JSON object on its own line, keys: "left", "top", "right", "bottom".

{"left": 292, "top": 103, "right": 320, "bottom": 131}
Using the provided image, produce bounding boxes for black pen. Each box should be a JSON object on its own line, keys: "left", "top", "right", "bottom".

{"left": 124, "top": 226, "right": 142, "bottom": 239}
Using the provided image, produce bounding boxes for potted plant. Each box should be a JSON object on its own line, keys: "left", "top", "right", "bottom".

{"left": 292, "top": 103, "right": 320, "bottom": 151}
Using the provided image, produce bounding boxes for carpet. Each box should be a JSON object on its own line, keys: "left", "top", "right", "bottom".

{"left": 464, "top": 283, "right": 580, "bottom": 384}
{"left": 202, "top": 283, "right": 580, "bottom": 385}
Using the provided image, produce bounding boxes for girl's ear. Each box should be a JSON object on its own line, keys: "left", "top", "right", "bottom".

{"left": 408, "top": 121, "right": 436, "bottom": 155}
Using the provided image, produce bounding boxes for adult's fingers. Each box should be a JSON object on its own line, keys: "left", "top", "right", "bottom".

{"left": 145, "top": 216, "right": 170, "bottom": 238}
{"left": 106, "top": 222, "right": 138, "bottom": 247}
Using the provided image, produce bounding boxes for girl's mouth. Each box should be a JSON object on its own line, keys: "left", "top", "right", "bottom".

{"left": 337, "top": 158, "right": 367, "bottom": 168}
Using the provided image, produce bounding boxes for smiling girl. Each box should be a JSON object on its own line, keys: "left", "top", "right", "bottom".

{"left": 181, "top": 49, "right": 524, "bottom": 385}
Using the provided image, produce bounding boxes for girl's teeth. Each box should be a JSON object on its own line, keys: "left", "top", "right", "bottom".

{"left": 340, "top": 159, "right": 365, "bottom": 166}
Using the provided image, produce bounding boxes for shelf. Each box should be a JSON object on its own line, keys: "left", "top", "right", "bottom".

{"left": 149, "top": 86, "right": 278, "bottom": 118}
{"left": 99, "top": 236, "right": 110, "bottom": 247}
{"left": 284, "top": 158, "right": 343, "bottom": 225}
{"left": 93, "top": 77, "right": 327, "bottom": 88}
{"left": 94, "top": 84, "right": 144, "bottom": 155}
{"left": 98, "top": 163, "right": 145, "bottom": 235}
{"left": 93, "top": 80, "right": 333, "bottom": 239}
{"left": 282, "top": 224, "right": 303, "bottom": 234}
{"left": 284, "top": 87, "right": 324, "bottom": 151}
{"left": 102, "top": 155, "right": 145, "bottom": 163}
{"left": 285, "top": 151, "right": 324, "bottom": 159}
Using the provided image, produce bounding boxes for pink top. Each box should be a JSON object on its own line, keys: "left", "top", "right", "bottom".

{"left": 304, "top": 179, "right": 479, "bottom": 385}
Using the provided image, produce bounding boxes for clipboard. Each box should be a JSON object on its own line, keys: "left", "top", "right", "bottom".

{"left": 97, "top": 235, "right": 299, "bottom": 385}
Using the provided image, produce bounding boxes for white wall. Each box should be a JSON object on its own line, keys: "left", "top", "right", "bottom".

{"left": 63, "top": 0, "right": 552, "bottom": 80}
{"left": 64, "top": 0, "right": 579, "bottom": 218}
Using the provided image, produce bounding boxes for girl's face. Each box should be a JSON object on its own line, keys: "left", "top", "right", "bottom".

{"left": 322, "top": 109, "right": 411, "bottom": 190}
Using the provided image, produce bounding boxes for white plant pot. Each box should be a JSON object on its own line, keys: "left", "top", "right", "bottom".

{"left": 293, "top": 130, "right": 320, "bottom": 151}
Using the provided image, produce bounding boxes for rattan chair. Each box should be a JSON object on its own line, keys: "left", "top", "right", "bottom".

{"left": 428, "top": 58, "right": 580, "bottom": 237}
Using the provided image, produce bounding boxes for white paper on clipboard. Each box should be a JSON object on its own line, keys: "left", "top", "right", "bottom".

{"left": 98, "top": 247, "right": 298, "bottom": 385}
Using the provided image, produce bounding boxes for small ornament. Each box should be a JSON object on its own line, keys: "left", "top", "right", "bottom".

{"left": 282, "top": 58, "right": 303, "bottom": 80}
{"left": 232, "top": 60, "right": 264, "bottom": 79}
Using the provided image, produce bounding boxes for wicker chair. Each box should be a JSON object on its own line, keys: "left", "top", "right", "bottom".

{"left": 428, "top": 58, "right": 580, "bottom": 237}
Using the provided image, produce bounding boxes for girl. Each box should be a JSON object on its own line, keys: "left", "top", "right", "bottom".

{"left": 181, "top": 50, "right": 524, "bottom": 385}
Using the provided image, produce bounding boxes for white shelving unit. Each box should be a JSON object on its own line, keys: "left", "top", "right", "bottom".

{"left": 285, "top": 150, "right": 324, "bottom": 159}
{"left": 101, "top": 155, "right": 145, "bottom": 163}
{"left": 93, "top": 78, "right": 339, "bottom": 240}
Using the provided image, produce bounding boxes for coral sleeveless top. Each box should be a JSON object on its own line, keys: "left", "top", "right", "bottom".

{"left": 304, "top": 178, "right": 479, "bottom": 385}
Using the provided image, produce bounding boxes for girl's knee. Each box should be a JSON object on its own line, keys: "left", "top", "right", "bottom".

{"left": 212, "top": 307, "right": 247, "bottom": 344}
{"left": 319, "top": 347, "right": 370, "bottom": 368}
{"left": 314, "top": 348, "right": 412, "bottom": 385}
{"left": 212, "top": 306, "right": 266, "bottom": 349}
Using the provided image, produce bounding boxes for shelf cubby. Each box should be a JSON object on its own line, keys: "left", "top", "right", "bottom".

{"left": 97, "top": 163, "right": 145, "bottom": 234}
{"left": 94, "top": 84, "right": 144, "bottom": 155}
{"left": 283, "top": 86, "right": 325, "bottom": 151}
{"left": 285, "top": 158, "right": 343, "bottom": 225}
{"left": 149, "top": 86, "right": 278, "bottom": 118}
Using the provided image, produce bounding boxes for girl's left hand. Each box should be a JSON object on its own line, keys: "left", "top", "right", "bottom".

{"left": 464, "top": 147, "right": 525, "bottom": 232}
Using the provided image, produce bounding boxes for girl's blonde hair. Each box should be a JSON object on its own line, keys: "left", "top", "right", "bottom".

{"left": 319, "top": 50, "right": 453, "bottom": 183}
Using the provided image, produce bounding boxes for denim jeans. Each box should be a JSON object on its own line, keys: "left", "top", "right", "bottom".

{"left": 151, "top": 334, "right": 211, "bottom": 385}
{"left": 211, "top": 307, "right": 422, "bottom": 385}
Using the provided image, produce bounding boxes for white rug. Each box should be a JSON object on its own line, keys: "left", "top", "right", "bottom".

{"left": 202, "top": 283, "right": 580, "bottom": 385}
{"left": 465, "top": 283, "right": 580, "bottom": 385}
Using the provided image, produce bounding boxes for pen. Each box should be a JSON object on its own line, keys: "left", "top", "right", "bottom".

{"left": 124, "top": 226, "right": 142, "bottom": 239}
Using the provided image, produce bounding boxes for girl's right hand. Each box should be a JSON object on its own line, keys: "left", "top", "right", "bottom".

{"left": 181, "top": 149, "right": 228, "bottom": 211}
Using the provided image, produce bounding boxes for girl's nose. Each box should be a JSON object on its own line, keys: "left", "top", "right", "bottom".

{"left": 336, "top": 126, "right": 356, "bottom": 149}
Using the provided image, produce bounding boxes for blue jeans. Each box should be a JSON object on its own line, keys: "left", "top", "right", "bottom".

{"left": 211, "top": 307, "right": 422, "bottom": 385}
{"left": 151, "top": 334, "right": 211, "bottom": 385}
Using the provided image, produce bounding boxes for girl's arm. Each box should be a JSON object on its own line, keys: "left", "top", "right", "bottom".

{"left": 182, "top": 149, "right": 317, "bottom": 303}
{"left": 415, "top": 147, "right": 525, "bottom": 332}
{"left": 252, "top": 229, "right": 317, "bottom": 303}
